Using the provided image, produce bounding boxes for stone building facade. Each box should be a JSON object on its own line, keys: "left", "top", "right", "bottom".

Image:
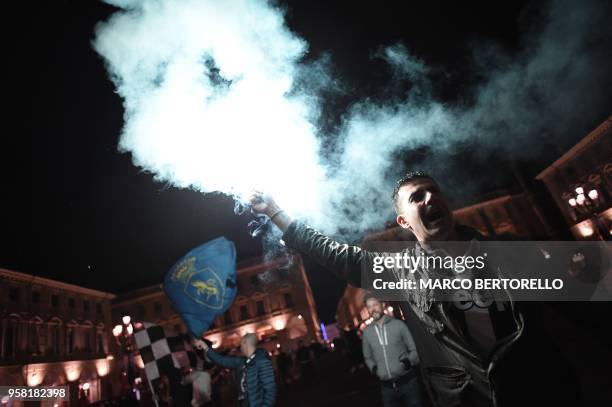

{"left": 0, "top": 268, "right": 116, "bottom": 405}
{"left": 0, "top": 254, "right": 322, "bottom": 405}
{"left": 536, "top": 116, "right": 612, "bottom": 240}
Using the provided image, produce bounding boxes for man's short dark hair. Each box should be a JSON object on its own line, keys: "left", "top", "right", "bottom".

{"left": 392, "top": 171, "right": 436, "bottom": 213}
{"left": 362, "top": 291, "right": 382, "bottom": 306}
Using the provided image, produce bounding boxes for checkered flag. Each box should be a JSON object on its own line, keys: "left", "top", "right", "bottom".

{"left": 134, "top": 322, "right": 205, "bottom": 397}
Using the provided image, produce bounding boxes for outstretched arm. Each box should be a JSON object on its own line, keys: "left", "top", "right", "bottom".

{"left": 248, "top": 192, "right": 293, "bottom": 232}
{"left": 194, "top": 339, "right": 244, "bottom": 369}
{"left": 249, "top": 192, "right": 374, "bottom": 287}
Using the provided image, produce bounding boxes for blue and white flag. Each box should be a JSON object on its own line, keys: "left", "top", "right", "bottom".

{"left": 163, "top": 237, "right": 237, "bottom": 337}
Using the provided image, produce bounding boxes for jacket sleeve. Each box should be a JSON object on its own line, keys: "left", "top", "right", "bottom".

{"left": 258, "top": 356, "right": 277, "bottom": 406}
{"left": 282, "top": 220, "right": 376, "bottom": 287}
{"left": 362, "top": 332, "right": 377, "bottom": 374}
{"left": 399, "top": 321, "right": 420, "bottom": 366}
{"left": 205, "top": 349, "right": 245, "bottom": 369}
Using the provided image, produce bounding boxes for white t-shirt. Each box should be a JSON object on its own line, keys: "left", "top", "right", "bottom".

{"left": 182, "top": 370, "right": 212, "bottom": 406}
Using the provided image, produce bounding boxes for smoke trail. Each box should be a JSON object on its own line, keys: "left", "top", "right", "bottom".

{"left": 94, "top": 0, "right": 611, "bottom": 238}
{"left": 93, "top": 0, "right": 326, "bottom": 220}
{"left": 322, "top": 0, "right": 612, "bottom": 235}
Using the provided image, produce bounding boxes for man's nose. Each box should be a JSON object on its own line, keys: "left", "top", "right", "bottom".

{"left": 424, "top": 191, "right": 433, "bottom": 205}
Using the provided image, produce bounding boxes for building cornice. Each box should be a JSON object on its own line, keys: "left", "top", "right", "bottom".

{"left": 536, "top": 117, "right": 612, "bottom": 181}
{"left": 0, "top": 268, "right": 116, "bottom": 300}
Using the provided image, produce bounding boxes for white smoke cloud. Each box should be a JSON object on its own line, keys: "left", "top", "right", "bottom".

{"left": 93, "top": 0, "right": 326, "bottom": 220}
{"left": 94, "top": 0, "right": 611, "bottom": 237}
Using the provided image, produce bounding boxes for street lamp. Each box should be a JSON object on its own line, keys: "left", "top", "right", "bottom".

{"left": 113, "top": 315, "right": 137, "bottom": 397}
{"left": 565, "top": 183, "right": 609, "bottom": 240}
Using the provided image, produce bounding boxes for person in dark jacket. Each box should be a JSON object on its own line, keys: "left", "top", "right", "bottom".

{"left": 246, "top": 172, "right": 601, "bottom": 407}
{"left": 195, "top": 333, "right": 276, "bottom": 407}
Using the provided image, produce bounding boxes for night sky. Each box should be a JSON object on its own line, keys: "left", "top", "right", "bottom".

{"left": 3, "top": 1, "right": 611, "bottom": 321}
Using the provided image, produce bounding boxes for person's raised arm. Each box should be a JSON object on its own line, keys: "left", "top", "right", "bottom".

{"left": 248, "top": 192, "right": 374, "bottom": 287}
{"left": 194, "top": 339, "right": 244, "bottom": 369}
{"left": 248, "top": 192, "right": 293, "bottom": 232}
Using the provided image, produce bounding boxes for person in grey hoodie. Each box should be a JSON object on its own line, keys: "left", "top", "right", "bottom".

{"left": 362, "top": 292, "right": 424, "bottom": 407}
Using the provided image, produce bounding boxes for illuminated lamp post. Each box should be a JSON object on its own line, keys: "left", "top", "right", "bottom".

{"left": 566, "top": 184, "right": 610, "bottom": 240}
{"left": 113, "top": 315, "right": 137, "bottom": 396}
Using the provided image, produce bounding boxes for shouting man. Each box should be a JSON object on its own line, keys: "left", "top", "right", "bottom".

{"left": 249, "top": 172, "right": 584, "bottom": 407}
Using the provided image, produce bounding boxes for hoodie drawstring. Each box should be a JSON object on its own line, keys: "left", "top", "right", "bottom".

{"left": 374, "top": 323, "right": 392, "bottom": 379}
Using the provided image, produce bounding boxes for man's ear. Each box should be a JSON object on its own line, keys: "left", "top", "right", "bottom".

{"left": 396, "top": 214, "right": 411, "bottom": 230}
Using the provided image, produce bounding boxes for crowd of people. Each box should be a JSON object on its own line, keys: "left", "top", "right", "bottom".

{"left": 189, "top": 328, "right": 373, "bottom": 406}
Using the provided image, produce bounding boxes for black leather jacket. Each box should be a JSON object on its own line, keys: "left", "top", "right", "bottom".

{"left": 282, "top": 220, "right": 584, "bottom": 407}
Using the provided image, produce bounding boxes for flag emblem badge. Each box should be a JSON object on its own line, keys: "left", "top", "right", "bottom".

{"left": 185, "top": 268, "right": 224, "bottom": 309}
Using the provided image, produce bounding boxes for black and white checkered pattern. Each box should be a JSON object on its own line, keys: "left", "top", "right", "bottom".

{"left": 134, "top": 322, "right": 205, "bottom": 389}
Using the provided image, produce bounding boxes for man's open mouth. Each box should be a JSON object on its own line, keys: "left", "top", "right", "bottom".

{"left": 425, "top": 207, "right": 446, "bottom": 225}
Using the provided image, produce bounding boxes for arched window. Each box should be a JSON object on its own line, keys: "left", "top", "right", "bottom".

{"left": 223, "top": 310, "right": 233, "bottom": 325}
{"left": 66, "top": 321, "right": 77, "bottom": 354}
{"left": 29, "top": 317, "right": 44, "bottom": 355}
{"left": 97, "top": 333, "right": 105, "bottom": 353}
{"left": 283, "top": 292, "right": 294, "bottom": 308}
{"left": 68, "top": 328, "right": 75, "bottom": 354}
{"left": 96, "top": 323, "right": 106, "bottom": 354}
{"left": 49, "top": 317, "right": 63, "bottom": 356}
{"left": 256, "top": 300, "right": 266, "bottom": 316}
{"left": 83, "top": 321, "right": 94, "bottom": 353}
{"left": 239, "top": 304, "right": 250, "bottom": 321}
{"left": 2, "top": 314, "right": 22, "bottom": 358}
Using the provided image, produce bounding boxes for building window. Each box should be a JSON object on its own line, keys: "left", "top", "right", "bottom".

{"left": 256, "top": 300, "right": 265, "bottom": 316}
{"left": 30, "top": 324, "right": 40, "bottom": 355}
{"left": 250, "top": 274, "right": 260, "bottom": 287}
{"left": 283, "top": 293, "right": 294, "bottom": 308}
{"left": 4, "top": 321, "right": 16, "bottom": 357}
{"left": 223, "top": 310, "right": 233, "bottom": 325}
{"left": 9, "top": 288, "right": 19, "bottom": 303}
{"left": 83, "top": 300, "right": 90, "bottom": 312}
{"left": 97, "top": 332, "right": 105, "bottom": 353}
{"left": 53, "top": 325, "right": 61, "bottom": 355}
{"left": 239, "top": 305, "right": 249, "bottom": 321}
{"left": 84, "top": 327, "right": 93, "bottom": 352}
{"left": 96, "top": 302, "right": 102, "bottom": 314}
{"left": 31, "top": 291, "right": 40, "bottom": 304}
{"left": 137, "top": 305, "right": 147, "bottom": 319}
{"left": 154, "top": 302, "right": 163, "bottom": 314}
{"left": 68, "top": 298, "right": 75, "bottom": 309}
{"left": 51, "top": 295, "right": 59, "bottom": 308}
{"left": 67, "top": 328, "right": 75, "bottom": 353}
